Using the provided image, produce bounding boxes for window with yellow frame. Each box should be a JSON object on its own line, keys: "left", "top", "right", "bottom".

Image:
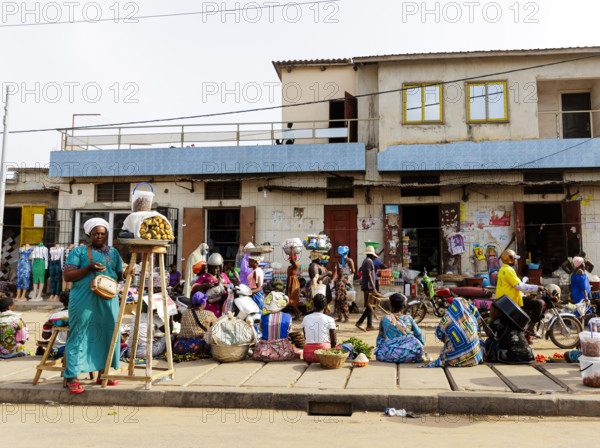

{"left": 403, "top": 84, "right": 443, "bottom": 123}
{"left": 467, "top": 81, "right": 508, "bottom": 122}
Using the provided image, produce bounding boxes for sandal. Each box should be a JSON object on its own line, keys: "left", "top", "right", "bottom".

{"left": 96, "top": 379, "right": 120, "bottom": 386}
{"left": 355, "top": 323, "right": 367, "bottom": 332}
{"left": 66, "top": 381, "right": 84, "bottom": 394}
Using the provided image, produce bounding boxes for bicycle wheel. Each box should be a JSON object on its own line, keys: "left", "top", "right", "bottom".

{"left": 549, "top": 315, "right": 582, "bottom": 349}
{"left": 406, "top": 302, "right": 427, "bottom": 324}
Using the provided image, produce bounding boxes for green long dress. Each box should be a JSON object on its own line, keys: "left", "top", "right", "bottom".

{"left": 64, "top": 245, "right": 123, "bottom": 378}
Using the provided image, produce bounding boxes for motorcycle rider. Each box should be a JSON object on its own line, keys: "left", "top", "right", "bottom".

{"left": 496, "top": 249, "right": 546, "bottom": 338}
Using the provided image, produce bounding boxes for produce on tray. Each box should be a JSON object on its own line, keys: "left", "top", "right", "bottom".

{"left": 140, "top": 216, "right": 175, "bottom": 240}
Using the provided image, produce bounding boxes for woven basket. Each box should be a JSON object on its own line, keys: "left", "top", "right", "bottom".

{"left": 314, "top": 350, "right": 349, "bottom": 369}
{"left": 211, "top": 344, "right": 250, "bottom": 363}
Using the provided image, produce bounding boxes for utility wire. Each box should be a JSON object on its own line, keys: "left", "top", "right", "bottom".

{"left": 0, "top": 0, "right": 339, "bottom": 28}
{"left": 9, "top": 52, "right": 600, "bottom": 134}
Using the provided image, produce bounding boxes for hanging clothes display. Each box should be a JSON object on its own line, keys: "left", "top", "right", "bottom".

{"left": 16, "top": 246, "right": 33, "bottom": 290}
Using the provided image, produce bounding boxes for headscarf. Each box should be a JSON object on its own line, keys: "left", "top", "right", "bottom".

{"left": 338, "top": 246, "right": 349, "bottom": 267}
{"left": 262, "top": 291, "right": 289, "bottom": 315}
{"left": 192, "top": 291, "right": 208, "bottom": 308}
{"left": 83, "top": 218, "right": 109, "bottom": 236}
{"left": 573, "top": 257, "right": 585, "bottom": 268}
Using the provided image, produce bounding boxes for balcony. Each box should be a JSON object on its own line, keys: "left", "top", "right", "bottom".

{"left": 49, "top": 119, "right": 372, "bottom": 178}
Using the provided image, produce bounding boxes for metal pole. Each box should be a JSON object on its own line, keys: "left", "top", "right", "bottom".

{"left": 0, "top": 87, "right": 10, "bottom": 261}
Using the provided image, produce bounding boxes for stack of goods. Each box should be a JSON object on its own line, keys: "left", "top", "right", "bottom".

{"left": 282, "top": 238, "right": 303, "bottom": 256}
{"left": 579, "top": 321, "right": 600, "bottom": 387}
{"left": 303, "top": 234, "right": 331, "bottom": 251}
{"left": 402, "top": 235, "right": 410, "bottom": 268}
{"left": 288, "top": 328, "right": 306, "bottom": 349}
{"left": 122, "top": 212, "right": 175, "bottom": 242}
{"left": 391, "top": 269, "right": 403, "bottom": 286}
{"left": 378, "top": 269, "right": 392, "bottom": 286}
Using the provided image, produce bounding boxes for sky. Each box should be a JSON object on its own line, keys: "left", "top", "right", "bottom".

{"left": 1, "top": 0, "right": 599, "bottom": 166}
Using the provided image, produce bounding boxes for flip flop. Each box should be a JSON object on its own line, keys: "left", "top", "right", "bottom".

{"left": 65, "top": 381, "right": 84, "bottom": 394}
{"left": 355, "top": 323, "right": 367, "bottom": 332}
{"left": 96, "top": 379, "right": 120, "bottom": 386}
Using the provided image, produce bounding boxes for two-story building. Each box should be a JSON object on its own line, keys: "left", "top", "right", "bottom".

{"left": 48, "top": 47, "right": 600, "bottom": 278}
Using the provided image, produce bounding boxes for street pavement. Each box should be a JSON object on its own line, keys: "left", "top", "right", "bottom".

{"left": 2, "top": 303, "right": 598, "bottom": 417}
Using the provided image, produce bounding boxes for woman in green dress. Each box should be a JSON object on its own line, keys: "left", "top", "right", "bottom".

{"left": 63, "top": 218, "right": 124, "bottom": 394}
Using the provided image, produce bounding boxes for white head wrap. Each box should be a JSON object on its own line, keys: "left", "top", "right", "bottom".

{"left": 84, "top": 218, "right": 110, "bottom": 236}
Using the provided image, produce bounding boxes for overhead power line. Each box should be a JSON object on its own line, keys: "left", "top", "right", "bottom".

{"left": 0, "top": 0, "right": 339, "bottom": 28}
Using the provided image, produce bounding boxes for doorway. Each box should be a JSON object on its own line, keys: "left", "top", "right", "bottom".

{"left": 206, "top": 209, "right": 240, "bottom": 265}
{"left": 328, "top": 100, "right": 345, "bottom": 143}
{"left": 562, "top": 92, "right": 591, "bottom": 139}
{"left": 324, "top": 206, "right": 357, "bottom": 270}
{"left": 402, "top": 205, "right": 440, "bottom": 274}
{"left": 523, "top": 203, "right": 565, "bottom": 275}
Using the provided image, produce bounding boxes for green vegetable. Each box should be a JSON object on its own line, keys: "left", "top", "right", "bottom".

{"left": 315, "top": 349, "right": 347, "bottom": 356}
{"left": 342, "top": 337, "right": 374, "bottom": 360}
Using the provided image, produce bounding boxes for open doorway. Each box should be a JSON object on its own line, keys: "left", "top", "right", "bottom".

{"left": 523, "top": 203, "right": 565, "bottom": 275}
{"left": 402, "top": 205, "right": 440, "bottom": 274}
{"left": 206, "top": 209, "right": 240, "bottom": 265}
{"left": 328, "top": 100, "right": 345, "bottom": 143}
{"left": 562, "top": 92, "right": 591, "bottom": 138}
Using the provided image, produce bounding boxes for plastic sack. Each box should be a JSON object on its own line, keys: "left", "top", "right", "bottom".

{"left": 234, "top": 296, "right": 261, "bottom": 320}
{"left": 209, "top": 314, "right": 254, "bottom": 346}
{"left": 282, "top": 238, "right": 303, "bottom": 256}
{"left": 122, "top": 211, "right": 173, "bottom": 240}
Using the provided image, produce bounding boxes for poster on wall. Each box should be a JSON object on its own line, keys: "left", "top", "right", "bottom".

{"left": 475, "top": 210, "right": 490, "bottom": 229}
{"left": 358, "top": 218, "right": 381, "bottom": 230}
{"left": 385, "top": 205, "right": 400, "bottom": 227}
{"left": 489, "top": 210, "right": 511, "bottom": 226}
{"left": 460, "top": 221, "right": 474, "bottom": 232}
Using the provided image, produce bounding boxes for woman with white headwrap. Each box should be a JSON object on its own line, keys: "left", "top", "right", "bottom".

{"left": 62, "top": 218, "right": 124, "bottom": 394}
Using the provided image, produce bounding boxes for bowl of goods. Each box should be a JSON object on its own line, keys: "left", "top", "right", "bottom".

{"left": 139, "top": 216, "right": 175, "bottom": 241}
{"left": 314, "top": 349, "right": 349, "bottom": 369}
{"left": 353, "top": 352, "right": 369, "bottom": 367}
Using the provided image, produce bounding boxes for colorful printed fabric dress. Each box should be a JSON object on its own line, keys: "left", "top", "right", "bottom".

{"left": 427, "top": 297, "right": 483, "bottom": 368}
{"left": 16, "top": 247, "right": 33, "bottom": 290}
{"left": 374, "top": 313, "right": 424, "bottom": 363}
{"left": 0, "top": 311, "right": 29, "bottom": 358}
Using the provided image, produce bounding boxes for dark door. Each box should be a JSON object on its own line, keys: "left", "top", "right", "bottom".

{"left": 324, "top": 206, "right": 357, "bottom": 269}
{"left": 383, "top": 205, "right": 402, "bottom": 267}
{"left": 514, "top": 202, "right": 526, "bottom": 276}
{"left": 440, "top": 203, "right": 460, "bottom": 275}
{"left": 562, "top": 93, "right": 591, "bottom": 138}
{"left": 563, "top": 200, "right": 582, "bottom": 257}
{"left": 345, "top": 91, "right": 358, "bottom": 143}
{"left": 182, "top": 208, "right": 204, "bottom": 275}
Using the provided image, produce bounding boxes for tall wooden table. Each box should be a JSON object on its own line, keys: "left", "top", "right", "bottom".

{"left": 101, "top": 242, "right": 175, "bottom": 390}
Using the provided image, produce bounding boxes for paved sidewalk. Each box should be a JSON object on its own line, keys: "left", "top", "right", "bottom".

{"left": 2, "top": 355, "right": 599, "bottom": 417}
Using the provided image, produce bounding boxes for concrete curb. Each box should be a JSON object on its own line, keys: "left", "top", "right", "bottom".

{"left": 2, "top": 384, "right": 599, "bottom": 417}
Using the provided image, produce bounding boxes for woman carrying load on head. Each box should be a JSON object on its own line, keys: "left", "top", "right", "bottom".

{"left": 62, "top": 218, "right": 125, "bottom": 394}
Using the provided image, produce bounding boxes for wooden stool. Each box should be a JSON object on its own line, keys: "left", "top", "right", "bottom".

{"left": 367, "top": 293, "right": 389, "bottom": 320}
{"left": 33, "top": 327, "right": 94, "bottom": 386}
{"left": 101, "top": 243, "right": 175, "bottom": 390}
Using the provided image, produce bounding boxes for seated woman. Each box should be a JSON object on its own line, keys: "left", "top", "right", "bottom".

{"left": 124, "top": 301, "right": 167, "bottom": 360}
{"left": 36, "top": 289, "right": 70, "bottom": 358}
{"left": 426, "top": 297, "right": 483, "bottom": 368}
{"left": 252, "top": 291, "right": 295, "bottom": 362}
{"left": 301, "top": 294, "right": 336, "bottom": 363}
{"left": 192, "top": 253, "right": 231, "bottom": 318}
{"left": 480, "top": 301, "right": 534, "bottom": 364}
{"left": 374, "top": 293, "right": 425, "bottom": 363}
{"left": 174, "top": 292, "right": 217, "bottom": 358}
{"left": 0, "top": 296, "right": 29, "bottom": 359}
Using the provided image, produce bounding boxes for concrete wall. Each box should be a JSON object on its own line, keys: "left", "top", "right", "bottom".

{"left": 538, "top": 79, "right": 600, "bottom": 139}
{"left": 280, "top": 65, "right": 358, "bottom": 144}
{"left": 371, "top": 54, "right": 600, "bottom": 149}
{"left": 57, "top": 169, "right": 600, "bottom": 277}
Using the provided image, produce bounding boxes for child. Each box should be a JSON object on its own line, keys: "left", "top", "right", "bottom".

{"left": 36, "top": 289, "right": 70, "bottom": 358}
{"left": 301, "top": 294, "right": 337, "bottom": 363}
{"left": 247, "top": 255, "right": 265, "bottom": 309}
{"left": 0, "top": 296, "right": 29, "bottom": 358}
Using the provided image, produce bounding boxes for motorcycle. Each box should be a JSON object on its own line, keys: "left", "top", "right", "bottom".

{"left": 450, "top": 285, "right": 495, "bottom": 319}
{"left": 525, "top": 283, "right": 582, "bottom": 349}
{"left": 405, "top": 269, "right": 452, "bottom": 324}
{"left": 231, "top": 284, "right": 262, "bottom": 341}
